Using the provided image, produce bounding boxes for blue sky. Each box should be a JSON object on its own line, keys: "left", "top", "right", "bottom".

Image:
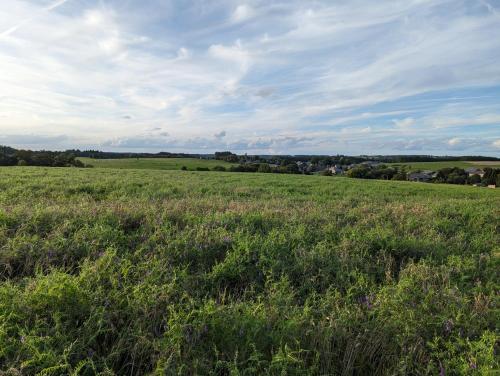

{"left": 0, "top": 0, "right": 499, "bottom": 155}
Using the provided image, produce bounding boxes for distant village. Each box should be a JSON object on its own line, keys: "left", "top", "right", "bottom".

{"left": 212, "top": 153, "right": 499, "bottom": 188}
{"left": 321, "top": 162, "right": 497, "bottom": 188}
{"left": 312, "top": 162, "right": 494, "bottom": 187}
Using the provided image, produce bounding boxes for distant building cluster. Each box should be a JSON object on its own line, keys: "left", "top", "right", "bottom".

{"left": 319, "top": 162, "right": 497, "bottom": 188}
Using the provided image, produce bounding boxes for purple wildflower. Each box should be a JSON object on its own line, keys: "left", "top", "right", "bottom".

{"left": 358, "top": 294, "right": 374, "bottom": 309}
{"left": 444, "top": 319, "right": 453, "bottom": 335}
{"left": 439, "top": 362, "right": 445, "bottom": 376}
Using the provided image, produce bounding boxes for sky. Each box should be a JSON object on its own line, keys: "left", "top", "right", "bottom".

{"left": 0, "top": 0, "right": 500, "bottom": 155}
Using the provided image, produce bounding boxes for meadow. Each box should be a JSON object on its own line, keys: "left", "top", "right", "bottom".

{"left": 0, "top": 167, "right": 498, "bottom": 375}
{"left": 388, "top": 161, "right": 500, "bottom": 171}
{"left": 78, "top": 157, "right": 236, "bottom": 171}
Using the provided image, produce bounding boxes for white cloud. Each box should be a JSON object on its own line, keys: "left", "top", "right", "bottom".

{"left": 208, "top": 39, "right": 251, "bottom": 73}
{"left": 214, "top": 130, "right": 227, "bottom": 139}
{"left": 177, "top": 106, "right": 198, "bottom": 122}
{"left": 340, "top": 127, "right": 372, "bottom": 135}
{"left": 177, "top": 47, "right": 191, "bottom": 59}
{"left": 448, "top": 137, "right": 461, "bottom": 146}
{"left": 231, "top": 4, "right": 255, "bottom": 23}
{"left": 393, "top": 117, "right": 416, "bottom": 129}
{"left": 84, "top": 9, "right": 106, "bottom": 27}
{"left": 98, "top": 37, "right": 123, "bottom": 55}
{"left": 429, "top": 113, "right": 500, "bottom": 129}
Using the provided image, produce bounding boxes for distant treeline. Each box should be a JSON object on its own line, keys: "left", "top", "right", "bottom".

{"left": 215, "top": 151, "right": 499, "bottom": 165}
{"left": 0, "top": 146, "right": 89, "bottom": 168}
{"left": 366, "top": 155, "right": 500, "bottom": 163}
{"left": 215, "top": 151, "right": 367, "bottom": 166}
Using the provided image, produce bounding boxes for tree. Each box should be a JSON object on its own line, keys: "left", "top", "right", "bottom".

{"left": 215, "top": 151, "right": 239, "bottom": 163}
{"left": 436, "top": 168, "right": 467, "bottom": 184}
{"left": 467, "top": 174, "right": 481, "bottom": 185}
{"left": 482, "top": 168, "right": 499, "bottom": 186}
{"left": 257, "top": 163, "right": 271, "bottom": 173}
{"left": 346, "top": 167, "right": 369, "bottom": 179}
{"left": 447, "top": 173, "right": 466, "bottom": 185}
{"left": 370, "top": 167, "right": 396, "bottom": 180}
{"left": 284, "top": 163, "right": 300, "bottom": 174}
{"left": 15, "top": 150, "right": 33, "bottom": 164}
{"left": 0, "top": 149, "right": 17, "bottom": 166}
{"left": 391, "top": 166, "right": 407, "bottom": 181}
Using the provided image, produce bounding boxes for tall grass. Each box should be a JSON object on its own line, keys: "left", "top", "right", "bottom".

{"left": 0, "top": 167, "right": 498, "bottom": 375}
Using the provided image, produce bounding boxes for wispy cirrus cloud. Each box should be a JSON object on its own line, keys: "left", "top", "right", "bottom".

{"left": 0, "top": 0, "right": 499, "bottom": 155}
{"left": 0, "top": 0, "right": 71, "bottom": 37}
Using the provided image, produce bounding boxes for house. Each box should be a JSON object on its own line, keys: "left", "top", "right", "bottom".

{"left": 328, "top": 165, "right": 344, "bottom": 175}
{"left": 408, "top": 172, "right": 433, "bottom": 182}
{"left": 422, "top": 170, "right": 438, "bottom": 179}
{"left": 465, "top": 167, "right": 484, "bottom": 177}
{"left": 296, "top": 161, "right": 313, "bottom": 173}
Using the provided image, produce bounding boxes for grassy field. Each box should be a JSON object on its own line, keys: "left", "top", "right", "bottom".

{"left": 78, "top": 157, "right": 237, "bottom": 170}
{"left": 388, "top": 160, "right": 500, "bottom": 171}
{"left": 0, "top": 167, "right": 498, "bottom": 375}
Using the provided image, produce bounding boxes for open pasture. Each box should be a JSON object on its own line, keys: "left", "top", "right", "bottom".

{"left": 78, "top": 157, "right": 236, "bottom": 170}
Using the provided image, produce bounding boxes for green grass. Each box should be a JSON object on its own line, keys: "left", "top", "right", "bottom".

{"left": 388, "top": 160, "right": 500, "bottom": 171}
{"left": 78, "top": 157, "right": 237, "bottom": 170}
{"left": 0, "top": 167, "right": 498, "bottom": 375}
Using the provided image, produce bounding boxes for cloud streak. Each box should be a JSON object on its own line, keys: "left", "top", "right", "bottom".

{"left": 0, "top": 0, "right": 71, "bottom": 37}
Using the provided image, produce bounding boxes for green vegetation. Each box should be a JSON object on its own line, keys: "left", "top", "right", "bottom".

{"left": 388, "top": 161, "right": 500, "bottom": 171}
{"left": 0, "top": 146, "right": 88, "bottom": 168}
{"left": 77, "top": 157, "right": 237, "bottom": 171}
{"left": 0, "top": 167, "right": 498, "bottom": 375}
{"left": 345, "top": 164, "right": 500, "bottom": 187}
